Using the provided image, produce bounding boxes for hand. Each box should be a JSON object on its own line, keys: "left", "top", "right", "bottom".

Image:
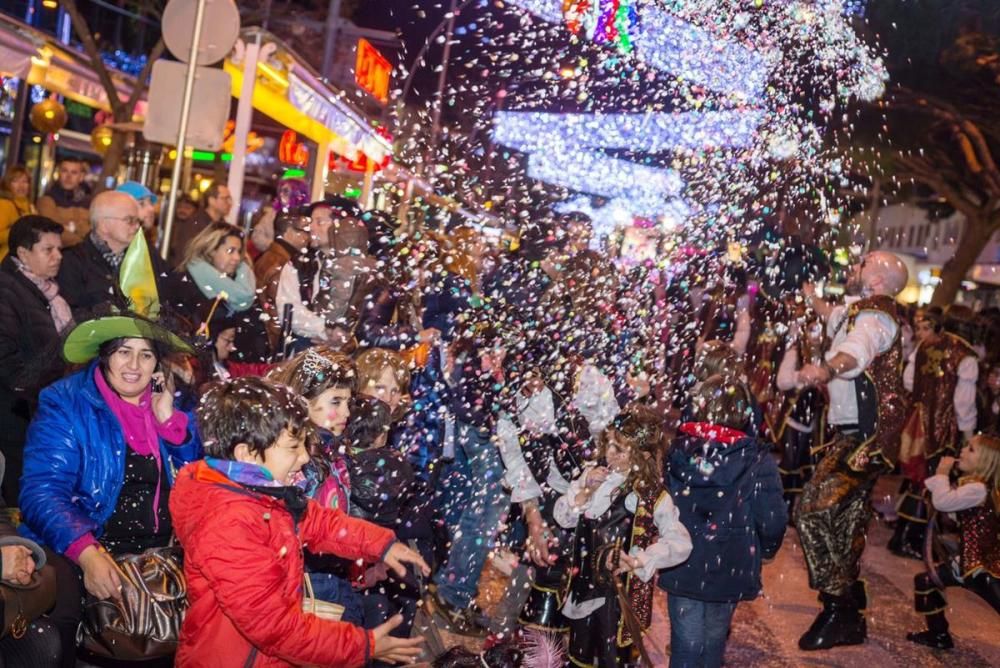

{"left": 150, "top": 370, "right": 175, "bottom": 424}
{"left": 627, "top": 371, "right": 651, "bottom": 399}
{"left": 418, "top": 328, "right": 441, "bottom": 345}
{"left": 382, "top": 542, "right": 430, "bottom": 579}
{"left": 324, "top": 325, "right": 351, "bottom": 349}
{"left": 372, "top": 614, "right": 425, "bottom": 664}
{"left": 802, "top": 282, "right": 816, "bottom": 298}
{"left": 936, "top": 456, "right": 957, "bottom": 477}
{"left": 797, "top": 364, "right": 830, "bottom": 387}
{"left": 614, "top": 551, "right": 640, "bottom": 576}
{"left": 0, "top": 545, "right": 34, "bottom": 585}
{"left": 79, "top": 546, "right": 122, "bottom": 600}
{"left": 526, "top": 517, "right": 557, "bottom": 568}
{"left": 584, "top": 466, "right": 610, "bottom": 492}
{"left": 362, "top": 562, "right": 390, "bottom": 588}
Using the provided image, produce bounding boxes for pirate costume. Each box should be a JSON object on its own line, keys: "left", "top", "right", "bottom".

{"left": 794, "top": 294, "right": 909, "bottom": 651}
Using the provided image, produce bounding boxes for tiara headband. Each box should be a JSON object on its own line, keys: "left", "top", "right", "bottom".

{"left": 301, "top": 348, "right": 352, "bottom": 384}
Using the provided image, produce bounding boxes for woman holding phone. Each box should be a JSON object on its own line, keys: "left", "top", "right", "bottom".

{"left": 18, "top": 311, "right": 200, "bottom": 632}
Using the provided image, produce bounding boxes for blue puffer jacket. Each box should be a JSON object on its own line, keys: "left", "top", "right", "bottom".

{"left": 658, "top": 423, "right": 787, "bottom": 603}
{"left": 18, "top": 361, "right": 201, "bottom": 553}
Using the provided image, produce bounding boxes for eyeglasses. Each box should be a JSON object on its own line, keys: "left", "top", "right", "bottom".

{"left": 105, "top": 215, "right": 142, "bottom": 226}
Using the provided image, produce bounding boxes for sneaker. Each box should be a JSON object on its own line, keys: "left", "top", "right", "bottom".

{"left": 906, "top": 630, "right": 954, "bottom": 650}
{"left": 426, "top": 587, "right": 490, "bottom": 637}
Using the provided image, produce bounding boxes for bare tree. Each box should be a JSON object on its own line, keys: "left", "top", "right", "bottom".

{"left": 892, "top": 88, "right": 1000, "bottom": 305}
{"left": 60, "top": 0, "right": 164, "bottom": 187}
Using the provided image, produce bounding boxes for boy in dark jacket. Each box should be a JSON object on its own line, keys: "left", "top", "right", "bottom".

{"left": 660, "top": 374, "right": 787, "bottom": 668}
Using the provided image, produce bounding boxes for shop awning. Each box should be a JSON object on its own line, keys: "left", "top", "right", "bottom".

{"left": 0, "top": 13, "right": 145, "bottom": 116}
{"left": 225, "top": 29, "right": 391, "bottom": 164}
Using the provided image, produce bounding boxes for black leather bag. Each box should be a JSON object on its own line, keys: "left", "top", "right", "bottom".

{"left": 79, "top": 546, "right": 188, "bottom": 660}
{"left": 0, "top": 566, "right": 57, "bottom": 640}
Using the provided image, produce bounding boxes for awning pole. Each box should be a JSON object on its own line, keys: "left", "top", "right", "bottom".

{"left": 226, "top": 31, "right": 262, "bottom": 225}
{"left": 160, "top": 0, "right": 208, "bottom": 261}
{"left": 312, "top": 140, "right": 329, "bottom": 201}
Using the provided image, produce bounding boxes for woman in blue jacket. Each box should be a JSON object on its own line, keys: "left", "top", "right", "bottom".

{"left": 18, "top": 312, "right": 200, "bottom": 656}
{"left": 659, "top": 374, "right": 787, "bottom": 668}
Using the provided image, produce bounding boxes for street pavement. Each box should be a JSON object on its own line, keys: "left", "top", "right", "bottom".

{"left": 431, "top": 474, "right": 1000, "bottom": 666}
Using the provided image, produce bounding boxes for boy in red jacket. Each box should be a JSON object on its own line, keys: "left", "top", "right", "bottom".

{"left": 170, "top": 377, "right": 429, "bottom": 667}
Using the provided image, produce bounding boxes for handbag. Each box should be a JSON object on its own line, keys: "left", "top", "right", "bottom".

{"left": 302, "top": 572, "right": 345, "bottom": 621}
{"left": 0, "top": 567, "right": 57, "bottom": 640}
{"left": 79, "top": 546, "right": 188, "bottom": 660}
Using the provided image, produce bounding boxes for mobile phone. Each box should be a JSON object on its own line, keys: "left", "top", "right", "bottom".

{"left": 151, "top": 364, "right": 164, "bottom": 393}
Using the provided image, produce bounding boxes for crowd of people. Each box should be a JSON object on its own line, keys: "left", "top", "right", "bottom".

{"left": 0, "top": 159, "right": 997, "bottom": 668}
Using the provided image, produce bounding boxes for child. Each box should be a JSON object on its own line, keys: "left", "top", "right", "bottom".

{"left": 553, "top": 403, "right": 692, "bottom": 667}
{"left": 907, "top": 434, "right": 1000, "bottom": 650}
{"left": 344, "top": 395, "right": 432, "bottom": 642}
{"left": 268, "top": 346, "right": 355, "bottom": 511}
{"left": 659, "top": 375, "right": 787, "bottom": 668}
{"left": 170, "top": 377, "right": 429, "bottom": 667}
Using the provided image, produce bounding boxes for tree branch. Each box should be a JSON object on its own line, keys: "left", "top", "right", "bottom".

{"left": 61, "top": 0, "right": 124, "bottom": 117}
{"left": 123, "top": 38, "right": 164, "bottom": 117}
{"left": 896, "top": 153, "right": 985, "bottom": 220}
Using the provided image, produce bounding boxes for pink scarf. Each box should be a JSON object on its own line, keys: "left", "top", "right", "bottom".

{"left": 94, "top": 368, "right": 189, "bottom": 531}
{"left": 14, "top": 258, "right": 74, "bottom": 333}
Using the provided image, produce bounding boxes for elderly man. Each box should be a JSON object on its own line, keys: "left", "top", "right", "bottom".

{"left": 793, "top": 250, "right": 910, "bottom": 651}
{"left": 57, "top": 190, "right": 167, "bottom": 320}
{"left": 117, "top": 180, "right": 160, "bottom": 245}
{"left": 36, "top": 157, "right": 92, "bottom": 246}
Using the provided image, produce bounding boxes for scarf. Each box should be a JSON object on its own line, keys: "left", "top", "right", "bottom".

{"left": 205, "top": 457, "right": 310, "bottom": 525}
{"left": 13, "top": 258, "right": 74, "bottom": 333}
{"left": 186, "top": 259, "right": 257, "bottom": 313}
{"left": 94, "top": 368, "right": 189, "bottom": 532}
{"left": 90, "top": 232, "right": 125, "bottom": 270}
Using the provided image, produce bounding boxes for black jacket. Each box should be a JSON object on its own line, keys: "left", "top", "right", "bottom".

{"left": 0, "top": 256, "right": 67, "bottom": 501}
{"left": 56, "top": 235, "right": 169, "bottom": 321}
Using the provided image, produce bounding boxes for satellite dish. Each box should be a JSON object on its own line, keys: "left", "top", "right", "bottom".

{"left": 162, "top": 0, "right": 241, "bottom": 66}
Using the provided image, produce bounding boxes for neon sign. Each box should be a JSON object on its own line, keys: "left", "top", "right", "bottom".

{"left": 278, "top": 130, "right": 309, "bottom": 166}
{"left": 355, "top": 38, "right": 391, "bottom": 104}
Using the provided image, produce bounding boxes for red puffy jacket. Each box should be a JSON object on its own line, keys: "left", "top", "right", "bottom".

{"left": 170, "top": 460, "right": 396, "bottom": 667}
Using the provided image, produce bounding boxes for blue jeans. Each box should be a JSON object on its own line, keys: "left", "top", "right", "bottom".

{"left": 668, "top": 594, "right": 737, "bottom": 668}
{"left": 433, "top": 421, "right": 507, "bottom": 609}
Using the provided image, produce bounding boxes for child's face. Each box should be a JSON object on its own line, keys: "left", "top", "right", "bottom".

{"left": 988, "top": 367, "right": 1000, "bottom": 393}
{"left": 363, "top": 367, "right": 402, "bottom": 412}
{"left": 244, "top": 429, "right": 310, "bottom": 485}
{"left": 605, "top": 431, "right": 632, "bottom": 475}
{"left": 959, "top": 438, "right": 982, "bottom": 473}
{"left": 308, "top": 387, "right": 351, "bottom": 435}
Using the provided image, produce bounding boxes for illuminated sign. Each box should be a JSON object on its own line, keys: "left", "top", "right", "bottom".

{"left": 355, "top": 38, "right": 391, "bottom": 104}
{"left": 278, "top": 130, "right": 309, "bottom": 166}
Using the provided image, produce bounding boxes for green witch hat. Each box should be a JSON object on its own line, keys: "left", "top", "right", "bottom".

{"left": 63, "top": 231, "right": 194, "bottom": 364}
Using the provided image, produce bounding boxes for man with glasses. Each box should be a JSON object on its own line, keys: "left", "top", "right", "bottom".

{"left": 57, "top": 190, "right": 168, "bottom": 320}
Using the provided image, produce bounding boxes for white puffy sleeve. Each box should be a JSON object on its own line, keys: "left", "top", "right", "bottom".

{"left": 954, "top": 355, "right": 979, "bottom": 436}
{"left": 925, "top": 474, "right": 987, "bottom": 513}
{"left": 903, "top": 347, "right": 917, "bottom": 392}
{"left": 626, "top": 492, "right": 693, "bottom": 582}
{"left": 275, "top": 263, "right": 327, "bottom": 340}
{"left": 496, "top": 415, "right": 544, "bottom": 503}
{"left": 553, "top": 465, "right": 593, "bottom": 529}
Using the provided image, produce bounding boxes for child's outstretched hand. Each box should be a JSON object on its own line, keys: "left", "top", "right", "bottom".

{"left": 373, "top": 614, "right": 424, "bottom": 664}
{"left": 383, "top": 542, "right": 431, "bottom": 579}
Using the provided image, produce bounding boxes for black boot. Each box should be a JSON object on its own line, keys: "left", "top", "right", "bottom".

{"left": 798, "top": 591, "right": 867, "bottom": 650}
{"left": 907, "top": 630, "right": 954, "bottom": 650}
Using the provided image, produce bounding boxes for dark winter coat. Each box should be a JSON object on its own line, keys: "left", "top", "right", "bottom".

{"left": 170, "top": 460, "right": 395, "bottom": 667}
{"left": 658, "top": 423, "right": 787, "bottom": 603}
{"left": 56, "top": 235, "right": 168, "bottom": 321}
{"left": 0, "top": 256, "right": 67, "bottom": 501}
{"left": 18, "top": 362, "right": 201, "bottom": 554}
{"left": 357, "top": 281, "right": 419, "bottom": 349}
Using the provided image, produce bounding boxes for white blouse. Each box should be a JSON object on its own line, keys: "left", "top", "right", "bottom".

{"left": 554, "top": 465, "right": 692, "bottom": 619}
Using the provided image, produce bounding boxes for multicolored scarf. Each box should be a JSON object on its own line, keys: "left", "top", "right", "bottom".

{"left": 13, "top": 257, "right": 74, "bottom": 333}
{"left": 205, "top": 457, "right": 310, "bottom": 524}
